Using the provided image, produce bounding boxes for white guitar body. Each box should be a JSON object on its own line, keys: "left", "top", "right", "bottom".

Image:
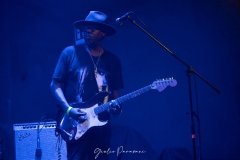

{"left": 73, "top": 104, "right": 108, "bottom": 140}
{"left": 60, "top": 103, "right": 108, "bottom": 142}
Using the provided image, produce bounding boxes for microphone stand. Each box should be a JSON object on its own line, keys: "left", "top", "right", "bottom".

{"left": 125, "top": 16, "right": 221, "bottom": 160}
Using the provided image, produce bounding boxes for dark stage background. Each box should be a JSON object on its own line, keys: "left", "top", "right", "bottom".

{"left": 1, "top": 0, "right": 240, "bottom": 160}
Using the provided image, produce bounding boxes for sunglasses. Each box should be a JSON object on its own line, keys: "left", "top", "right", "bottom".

{"left": 83, "top": 26, "right": 100, "bottom": 32}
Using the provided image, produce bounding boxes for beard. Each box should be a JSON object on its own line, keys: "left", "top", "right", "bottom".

{"left": 84, "top": 38, "right": 99, "bottom": 49}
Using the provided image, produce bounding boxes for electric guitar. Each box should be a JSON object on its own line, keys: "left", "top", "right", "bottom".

{"left": 56, "top": 78, "right": 177, "bottom": 143}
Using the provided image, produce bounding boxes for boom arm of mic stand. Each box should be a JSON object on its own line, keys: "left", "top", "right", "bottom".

{"left": 127, "top": 17, "right": 220, "bottom": 94}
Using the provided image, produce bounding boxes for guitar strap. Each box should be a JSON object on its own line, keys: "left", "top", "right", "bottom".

{"left": 77, "top": 66, "right": 88, "bottom": 102}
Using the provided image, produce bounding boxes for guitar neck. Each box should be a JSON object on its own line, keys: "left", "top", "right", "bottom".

{"left": 116, "top": 85, "right": 152, "bottom": 104}
{"left": 94, "top": 85, "right": 152, "bottom": 115}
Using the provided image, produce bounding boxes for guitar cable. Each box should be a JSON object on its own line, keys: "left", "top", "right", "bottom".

{"left": 56, "top": 134, "right": 63, "bottom": 160}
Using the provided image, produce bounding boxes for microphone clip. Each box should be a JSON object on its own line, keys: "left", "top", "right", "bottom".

{"left": 115, "top": 11, "right": 134, "bottom": 25}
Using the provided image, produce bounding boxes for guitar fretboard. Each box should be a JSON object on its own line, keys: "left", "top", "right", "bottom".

{"left": 94, "top": 85, "right": 152, "bottom": 115}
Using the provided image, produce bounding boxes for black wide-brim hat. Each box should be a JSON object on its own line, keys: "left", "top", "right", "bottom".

{"left": 74, "top": 11, "right": 116, "bottom": 36}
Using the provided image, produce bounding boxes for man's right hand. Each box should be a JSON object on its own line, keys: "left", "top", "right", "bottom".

{"left": 69, "top": 108, "right": 87, "bottom": 121}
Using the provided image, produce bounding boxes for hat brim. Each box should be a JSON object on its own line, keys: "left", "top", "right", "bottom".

{"left": 74, "top": 21, "right": 116, "bottom": 36}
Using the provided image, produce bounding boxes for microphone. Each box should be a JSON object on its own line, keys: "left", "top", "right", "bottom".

{"left": 115, "top": 11, "right": 133, "bottom": 25}
{"left": 35, "top": 123, "right": 42, "bottom": 157}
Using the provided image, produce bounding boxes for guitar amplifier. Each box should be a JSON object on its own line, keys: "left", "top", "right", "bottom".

{"left": 13, "top": 121, "right": 67, "bottom": 160}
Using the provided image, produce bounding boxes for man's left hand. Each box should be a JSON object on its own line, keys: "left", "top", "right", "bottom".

{"left": 109, "top": 100, "right": 122, "bottom": 116}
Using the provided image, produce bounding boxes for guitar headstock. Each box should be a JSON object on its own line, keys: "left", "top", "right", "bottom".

{"left": 151, "top": 77, "right": 177, "bottom": 92}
